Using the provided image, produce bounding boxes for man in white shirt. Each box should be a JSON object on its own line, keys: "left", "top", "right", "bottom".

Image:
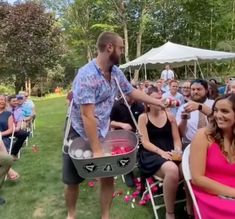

{"left": 161, "top": 64, "right": 175, "bottom": 81}
{"left": 162, "top": 80, "right": 184, "bottom": 116}
{"left": 176, "top": 79, "right": 214, "bottom": 148}
{"left": 181, "top": 81, "right": 191, "bottom": 103}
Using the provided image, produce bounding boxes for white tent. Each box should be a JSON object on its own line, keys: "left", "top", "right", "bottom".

{"left": 120, "top": 41, "right": 235, "bottom": 78}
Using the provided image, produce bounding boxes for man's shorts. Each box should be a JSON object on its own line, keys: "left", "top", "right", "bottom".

{"left": 62, "top": 125, "right": 85, "bottom": 185}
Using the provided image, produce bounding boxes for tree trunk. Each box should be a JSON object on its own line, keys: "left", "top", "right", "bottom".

{"left": 25, "top": 79, "right": 28, "bottom": 91}
{"left": 210, "top": 7, "right": 213, "bottom": 49}
{"left": 15, "top": 74, "right": 24, "bottom": 93}
{"left": 87, "top": 45, "right": 93, "bottom": 61}
{"left": 28, "top": 77, "right": 31, "bottom": 95}
{"left": 123, "top": 22, "right": 129, "bottom": 63}
{"left": 133, "top": 28, "right": 142, "bottom": 81}
{"left": 133, "top": 4, "right": 146, "bottom": 82}
{"left": 231, "top": 0, "right": 235, "bottom": 40}
{"left": 117, "top": 0, "right": 129, "bottom": 63}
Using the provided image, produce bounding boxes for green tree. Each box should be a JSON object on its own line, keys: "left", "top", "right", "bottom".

{"left": 0, "top": 1, "right": 63, "bottom": 92}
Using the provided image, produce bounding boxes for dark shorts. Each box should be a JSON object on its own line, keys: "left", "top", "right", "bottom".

{"left": 62, "top": 125, "right": 85, "bottom": 185}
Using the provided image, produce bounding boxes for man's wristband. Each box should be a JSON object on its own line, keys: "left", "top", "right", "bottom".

{"left": 198, "top": 104, "right": 203, "bottom": 111}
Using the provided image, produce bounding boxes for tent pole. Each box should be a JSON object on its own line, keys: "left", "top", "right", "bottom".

{"left": 194, "top": 61, "right": 197, "bottom": 78}
{"left": 186, "top": 64, "right": 195, "bottom": 78}
{"left": 129, "top": 67, "right": 131, "bottom": 80}
{"left": 197, "top": 61, "right": 204, "bottom": 79}
{"left": 144, "top": 64, "right": 147, "bottom": 80}
{"left": 184, "top": 65, "right": 187, "bottom": 79}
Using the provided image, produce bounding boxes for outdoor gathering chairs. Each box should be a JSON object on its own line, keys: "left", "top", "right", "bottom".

{"left": 182, "top": 145, "right": 202, "bottom": 219}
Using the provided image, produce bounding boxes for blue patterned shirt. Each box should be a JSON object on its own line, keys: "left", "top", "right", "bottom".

{"left": 71, "top": 59, "right": 133, "bottom": 140}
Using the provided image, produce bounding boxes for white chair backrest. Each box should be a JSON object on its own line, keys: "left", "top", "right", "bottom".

{"left": 182, "top": 145, "right": 192, "bottom": 180}
{"left": 9, "top": 124, "right": 16, "bottom": 155}
{"left": 182, "top": 145, "right": 202, "bottom": 219}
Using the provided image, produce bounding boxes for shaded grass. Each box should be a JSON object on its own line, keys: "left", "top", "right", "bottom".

{"left": 0, "top": 96, "right": 186, "bottom": 219}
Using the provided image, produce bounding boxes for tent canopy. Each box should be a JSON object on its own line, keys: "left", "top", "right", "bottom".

{"left": 120, "top": 41, "right": 235, "bottom": 70}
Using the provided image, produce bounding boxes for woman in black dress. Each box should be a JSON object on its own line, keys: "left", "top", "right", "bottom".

{"left": 138, "top": 86, "right": 182, "bottom": 219}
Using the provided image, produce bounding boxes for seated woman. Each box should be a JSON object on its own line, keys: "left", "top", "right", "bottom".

{"left": 0, "top": 96, "right": 14, "bottom": 150}
{"left": 138, "top": 86, "right": 182, "bottom": 219}
{"left": 0, "top": 95, "right": 19, "bottom": 180}
{"left": 190, "top": 93, "right": 235, "bottom": 219}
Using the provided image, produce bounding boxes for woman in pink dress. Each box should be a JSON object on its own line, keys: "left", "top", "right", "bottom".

{"left": 190, "top": 93, "right": 235, "bottom": 219}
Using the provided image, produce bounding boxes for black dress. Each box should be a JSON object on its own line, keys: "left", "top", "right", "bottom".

{"left": 138, "top": 112, "right": 174, "bottom": 177}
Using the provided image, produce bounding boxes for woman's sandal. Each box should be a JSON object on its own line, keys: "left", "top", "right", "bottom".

{"left": 7, "top": 172, "right": 20, "bottom": 181}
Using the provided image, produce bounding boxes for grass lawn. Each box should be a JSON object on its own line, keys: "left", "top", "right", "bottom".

{"left": 0, "top": 96, "right": 186, "bottom": 219}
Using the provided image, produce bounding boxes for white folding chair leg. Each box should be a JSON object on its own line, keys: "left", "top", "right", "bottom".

{"left": 30, "top": 121, "right": 34, "bottom": 137}
{"left": 18, "top": 150, "right": 21, "bottom": 158}
{"left": 121, "top": 175, "right": 126, "bottom": 183}
{"left": 33, "top": 119, "right": 36, "bottom": 130}
{"left": 25, "top": 137, "right": 29, "bottom": 147}
{"left": 146, "top": 179, "right": 159, "bottom": 219}
{"left": 144, "top": 177, "right": 186, "bottom": 219}
{"left": 9, "top": 125, "right": 15, "bottom": 155}
{"left": 182, "top": 145, "right": 202, "bottom": 219}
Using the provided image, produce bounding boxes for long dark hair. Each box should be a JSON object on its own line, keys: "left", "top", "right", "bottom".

{"left": 206, "top": 93, "right": 235, "bottom": 159}
{"left": 147, "top": 85, "right": 159, "bottom": 95}
{"left": 145, "top": 86, "right": 160, "bottom": 112}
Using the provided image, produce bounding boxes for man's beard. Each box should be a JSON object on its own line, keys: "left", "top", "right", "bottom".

{"left": 191, "top": 94, "right": 207, "bottom": 103}
{"left": 110, "top": 50, "right": 120, "bottom": 65}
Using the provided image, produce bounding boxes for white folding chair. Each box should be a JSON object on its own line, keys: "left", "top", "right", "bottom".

{"left": 9, "top": 125, "right": 15, "bottom": 156}
{"left": 142, "top": 175, "right": 185, "bottom": 219}
{"left": 32, "top": 118, "right": 36, "bottom": 130}
{"left": 9, "top": 124, "right": 23, "bottom": 159}
{"left": 28, "top": 116, "right": 36, "bottom": 138}
{"left": 29, "top": 120, "right": 34, "bottom": 138}
{"left": 143, "top": 176, "right": 164, "bottom": 219}
{"left": 182, "top": 145, "right": 202, "bottom": 219}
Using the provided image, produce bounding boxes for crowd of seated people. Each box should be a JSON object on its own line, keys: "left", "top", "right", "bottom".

{"left": 0, "top": 91, "right": 36, "bottom": 205}
{"left": 109, "top": 73, "right": 235, "bottom": 219}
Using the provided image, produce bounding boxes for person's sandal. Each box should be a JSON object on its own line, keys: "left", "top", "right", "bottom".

{"left": 7, "top": 172, "right": 20, "bottom": 181}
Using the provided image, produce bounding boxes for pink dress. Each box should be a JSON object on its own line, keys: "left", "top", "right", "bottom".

{"left": 192, "top": 143, "right": 235, "bottom": 219}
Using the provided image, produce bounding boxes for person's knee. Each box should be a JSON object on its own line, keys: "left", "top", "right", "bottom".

{"left": 7, "top": 156, "right": 14, "bottom": 166}
{"left": 163, "top": 162, "right": 179, "bottom": 181}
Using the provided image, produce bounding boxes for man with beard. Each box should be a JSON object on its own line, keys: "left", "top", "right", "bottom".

{"left": 63, "top": 32, "right": 165, "bottom": 219}
{"left": 176, "top": 79, "right": 214, "bottom": 148}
